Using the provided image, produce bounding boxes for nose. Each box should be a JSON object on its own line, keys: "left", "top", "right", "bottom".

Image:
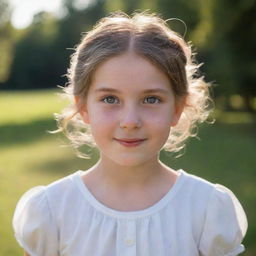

{"left": 119, "top": 104, "right": 142, "bottom": 129}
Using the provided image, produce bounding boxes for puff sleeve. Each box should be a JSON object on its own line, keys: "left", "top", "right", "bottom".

{"left": 12, "top": 186, "right": 59, "bottom": 256}
{"left": 199, "top": 184, "right": 248, "bottom": 256}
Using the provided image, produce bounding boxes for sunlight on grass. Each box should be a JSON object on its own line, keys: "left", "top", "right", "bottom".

{"left": 213, "top": 109, "right": 255, "bottom": 124}
{"left": 0, "top": 89, "right": 69, "bottom": 125}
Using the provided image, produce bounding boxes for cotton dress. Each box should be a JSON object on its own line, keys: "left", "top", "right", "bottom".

{"left": 13, "top": 169, "right": 248, "bottom": 256}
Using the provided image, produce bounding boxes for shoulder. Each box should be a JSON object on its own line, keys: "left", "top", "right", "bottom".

{"left": 203, "top": 183, "right": 248, "bottom": 238}
{"left": 13, "top": 186, "right": 59, "bottom": 255}
{"left": 181, "top": 170, "right": 247, "bottom": 225}
{"left": 181, "top": 170, "right": 247, "bottom": 226}
{"left": 13, "top": 186, "right": 48, "bottom": 226}
{"left": 12, "top": 171, "right": 84, "bottom": 255}
{"left": 178, "top": 171, "right": 247, "bottom": 249}
{"left": 179, "top": 170, "right": 244, "bottom": 206}
{"left": 178, "top": 170, "right": 216, "bottom": 203}
{"left": 45, "top": 170, "right": 84, "bottom": 206}
{"left": 45, "top": 171, "right": 81, "bottom": 196}
{"left": 198, "top": 184, "right": 248, "bottom": 255}
{"left": 180, "top": 170, "right": 214, "bottom": 187}
{"left": 14, "top": 171, "right": 81, "bottom": 212}
{"left": 13, "top": 171, "right": 83, "bottom": 229}
{"left": 21, "top": 171, "right": 85, "bottom": 222}
{"left": 182, "top": 172, "right": 249, "bottom": 256}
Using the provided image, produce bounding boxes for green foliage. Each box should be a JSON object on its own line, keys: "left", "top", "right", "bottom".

{"left": 5, "top": 13, "right": 60, "bottom": 89}
{"left": 0, "top": 89, "right": 255, "bottom": 255}
{"left": 0, "top": 0, "right": 14, "bottom": 83}
{"left": 1, "top": 0, "right": 255, "bottom": 111}
{"left": 155, "top": 0, "right": 200, "bottom": 31}
{"left": 0, "top": 30, "right": 14, "bottom": 83}
{"left": 193, "top": 0, "right": 256, "bottom": 110}
{"left": 3, "top": 0, "right": 107, "bottom": 90}
{"left": 0, "top": 0, "right": 10, "bottom": 25}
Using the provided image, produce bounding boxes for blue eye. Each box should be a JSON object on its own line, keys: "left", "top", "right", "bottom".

{"left": 102, "top": 96, "right": 119, "bottom": 104}
{"left": 144, "top": 96, "right": 161, "bottom": 104}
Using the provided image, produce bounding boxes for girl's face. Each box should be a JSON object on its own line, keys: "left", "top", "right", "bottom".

{"left": 79, "top": 52, "right": 184, "bottom": 167}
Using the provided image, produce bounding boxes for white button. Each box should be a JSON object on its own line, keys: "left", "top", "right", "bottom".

{"left": 125, "top": 238, "right": 134, "bottom": 246}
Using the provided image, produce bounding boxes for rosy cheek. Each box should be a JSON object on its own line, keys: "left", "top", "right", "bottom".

{"left": 144, "top": 108, "right": 173, "bottom": 124}
{"left": 92, "top": 108, "right": 117, "bottom": 124}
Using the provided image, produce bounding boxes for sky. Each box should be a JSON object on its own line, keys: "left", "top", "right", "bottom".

{"left": 9, "top": 0, "right": 63, "bottom": 29}
{"left": 9, "top": 0, "right": 90, "bottom": 29}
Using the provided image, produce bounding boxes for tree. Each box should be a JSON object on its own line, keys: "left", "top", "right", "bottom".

{"left": 53, "top": 0, "right": 106, "bottom": 88}
{"left": 193, "top": 0, "right": 256, "bottom": 111}
{"left": 0, "top": 0, "right": 14, "bottom": 84}
{"left": 4, "top": 0, "right": 107, "bottom": 90}
{"left": 5, "top": 12, "right": 59, "bottom": 89}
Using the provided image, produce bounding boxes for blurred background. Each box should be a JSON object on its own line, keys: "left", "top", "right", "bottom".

{"left": 0, "top": 0, "right": 255, "bottom": 254}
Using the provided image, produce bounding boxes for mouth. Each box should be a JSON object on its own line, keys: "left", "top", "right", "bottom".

{"left": 114, "top": 138, "right": 147, "bottom": 147}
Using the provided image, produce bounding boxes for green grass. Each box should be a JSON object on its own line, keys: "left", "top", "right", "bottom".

{"left": 0, "top": 89, "right": 69, "bottom": 125}
{"left": 0, "top": 89, "right": 255, "bottom": 255}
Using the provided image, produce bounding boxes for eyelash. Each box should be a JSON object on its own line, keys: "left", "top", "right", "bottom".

{"left": 144, "top": 96, "right": 162, "bottom": 104}
{"left": 100, "top": 95, "right": 163, "bottom": 104}
{"left": 100, "top": 95, "right": 119, "bottom": 104}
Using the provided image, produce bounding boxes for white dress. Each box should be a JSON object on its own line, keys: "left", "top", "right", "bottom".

{"left": 13, "top": 170, "right": 248, "bottom": 256}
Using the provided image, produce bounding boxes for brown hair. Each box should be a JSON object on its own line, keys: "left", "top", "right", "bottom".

{"left": 53, "top": 11, "right": 213, "bottom": 158}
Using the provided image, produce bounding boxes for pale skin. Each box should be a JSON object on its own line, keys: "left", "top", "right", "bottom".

{"left": 24, "top": 51, "right": 185, "bottom": 255}
{"left": 77, "top": 51, "right": 186, "bottom": 210}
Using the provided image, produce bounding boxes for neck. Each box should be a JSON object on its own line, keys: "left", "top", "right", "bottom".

{"left": 90, "top": 154, "right": 170, "bottom": 190}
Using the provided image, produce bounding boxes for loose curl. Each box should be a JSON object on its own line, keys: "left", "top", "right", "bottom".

{"left": 53, "top": 11, "right": 213, "bottom": 158}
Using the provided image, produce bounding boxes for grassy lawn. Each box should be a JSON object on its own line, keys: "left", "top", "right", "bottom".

{"left": 0, "top": 89, "right": 255, "bottom": 255}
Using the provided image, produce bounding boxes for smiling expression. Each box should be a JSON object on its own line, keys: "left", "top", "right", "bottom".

{"left": 79, "top": 52, "right": 184, "bottom": 167}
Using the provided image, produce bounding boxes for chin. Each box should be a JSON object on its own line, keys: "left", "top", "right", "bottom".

{"left": 111, "top": 155, "right": 152, "bottom": 167}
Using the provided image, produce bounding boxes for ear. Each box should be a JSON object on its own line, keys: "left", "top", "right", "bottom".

{"left": 170, "top": 96, "right": 186, "bottom": 127}
{"left": 74, "top": 96, "right": 90, "bottom": 124}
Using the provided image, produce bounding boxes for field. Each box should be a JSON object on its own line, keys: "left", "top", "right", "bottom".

{"left": 0, "top": 89, "right": 255, "bottom": 255}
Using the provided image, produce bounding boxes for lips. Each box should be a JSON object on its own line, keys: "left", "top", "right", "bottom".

{"left": 114, "top": 138, "right": 147, "bottom": 147}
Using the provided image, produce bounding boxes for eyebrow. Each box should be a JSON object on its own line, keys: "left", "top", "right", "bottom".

{"left": 94, "top": 87, "right": 169, "bottom": 94}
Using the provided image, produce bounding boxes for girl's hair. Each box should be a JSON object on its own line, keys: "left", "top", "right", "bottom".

{"left": 54, "top": 11, "right": 213, "bottom": 158}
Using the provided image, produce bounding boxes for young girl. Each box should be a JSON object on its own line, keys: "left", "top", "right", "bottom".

{"left": 13, "top": 12, "right": 247, "bottom": 256}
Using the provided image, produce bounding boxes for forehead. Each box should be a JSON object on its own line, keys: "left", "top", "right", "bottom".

{"left": 89, "top": 52, "right": 172, "bottom": 94}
